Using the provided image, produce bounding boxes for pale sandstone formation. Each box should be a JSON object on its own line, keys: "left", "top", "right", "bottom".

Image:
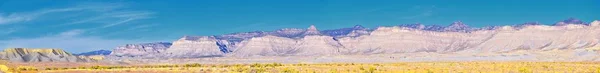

{"left": 162, "top": 36, "right": 225, "bottom": 58}
{"left": 0, "top": 48, "right": 95, "bottom": 62}
{"left": 110, "top": 42, "right": 171, "bottom": 57}
{"left": 591, "top": 20, "right": 599, "bottom": 26}
{"left": 108, "top": 18, "right": 600, "bottom": 62}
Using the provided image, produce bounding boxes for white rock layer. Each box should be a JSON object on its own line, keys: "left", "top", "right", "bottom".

{"left": 0, "top": 48, "right": 95, "bottom": 62}
{"left": 137, "top": 23, "right": 600, "bottom": 59}
{"left": 164, "top": 36, "right": 225, "bottom": 58}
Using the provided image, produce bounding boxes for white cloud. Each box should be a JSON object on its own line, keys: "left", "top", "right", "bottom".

{"left": 401, "top": 5, "right": 436, "bottom": 19}
{"left": 0, "top": 30, "right": 159, "bottom": 53}
{"left": 127, "top": 24, "right": 158, "bottom": 31}
{"left": 0, "top": 7, "right": 84, "bottom": 25}
{"left": 0, "top": 13, "right": 34, "bottom": 25}
{"left": 58, "top": 29, "right": 86, "bottom": 37}
{"left": 0, "top": 2, "right": 154, "bottom": 28}
{"left": 63, "top": 11, "right": 155, "bottom": 28}
{"left": 0, "top": 28, "right": 18, "bottom": 35}
{"left": 100, "top": 11, "right": 155, "bottom": 28}
{"left": 102, "top": 18, "right": 135, "bottom": 28}
{"left": 0, "top": 2, "right": 162, "bottom": 53}
{"left": 0, "top": 36, "right": 153, "bottom": 53}
{"left": 108, "top": 11, "right": 154, "bottom": 18}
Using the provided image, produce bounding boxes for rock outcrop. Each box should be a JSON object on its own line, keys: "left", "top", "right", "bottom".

{"left": 163, "top": 36, "right": 225, "bottom": 58}
{"left": 444, "top": 21, "right": 471, "bottom": 32}
{"left": 230, "top": 35, "right": 342, "bottom": 57}
{"left": 110, "top": 42, "right": 172, "bottom": 57}
{"left": 0, "top": 48, "right": 95, "bottom": 62}
{"left": 229, "top": 35, "right": 298, "bottom": 57}
{"left": 75, "top": 50, "right": 112, "bottom": 56}
{"left": 302, "top": 25, "right": 322, "bottom": 35}
{"left": 554, "top": 18, "right": 586, "bottom": 26}
{"left": 114, "top": 18, "right": 600, "bottom": 60}
{"left": 591, "top": 20, "right": 600, "bottom": 26}
{"left": 322, "top": 25, "right": 370, "bottom": 37}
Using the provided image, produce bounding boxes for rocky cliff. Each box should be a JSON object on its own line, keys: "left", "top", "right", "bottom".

{"left": 75, "top": 50, "right": 112, "bottom": 56}
{"left": 0, "top": 48, "right": 95, "bottom": 62}
{"left": 110, "top": 42, "right": 172, "bottom": 57}
{"left": 111, "top": 18, "right": 600, "bottom": 60}
{"left": 163, "top": 36, "right": 224, "bottom": 58}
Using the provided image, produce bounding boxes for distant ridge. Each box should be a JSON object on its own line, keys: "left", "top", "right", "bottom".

{"left": 75, "top": 50, "right": 112, "bottom": 56}
{"left": 102, "top": 18, "right": 600, "bottom": 62}
{"left": 0, "top": 48, "right": 96, "bottom": 62}
{"left": 110, "top": 42, "right": 172, "bottom": 57}
{"left": 554, "top": 18, "right": 586, "bottom": 26}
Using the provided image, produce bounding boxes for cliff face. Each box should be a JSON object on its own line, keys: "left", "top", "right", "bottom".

{"left": 591, "top": 20, "right": 600, "bottom": 26}
{"left": 338, "top": 26, "right": 483, "bottom": 54}
{"left": 163, "top": 36, "right": 225, "bottom": 58}
{"left": 110, "top": 42, "right": 172, "bottom": 57}
{"left": 153, "top": 19, "right": 600, "bottom": 58}
{"left": 99, "top": 19, "right": 600, "bottom": 61}
{"left": 229, "top": 35, "right": 343, "bottom": 57}
{"left": 554, "top": 18, "right": 587, "bottom": 26}
{"left": 75, "top": 50, "right": 111, "bottom": 56}
{"left": 0, "top": 48, "right": 95, "bottom": 62}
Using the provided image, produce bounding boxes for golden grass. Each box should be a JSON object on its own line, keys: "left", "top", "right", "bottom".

{"left": 5, "top": 62, "right": 600, "bottom": 73}
{"left": 0, "top": 60, "right": 12, "bottom": 73}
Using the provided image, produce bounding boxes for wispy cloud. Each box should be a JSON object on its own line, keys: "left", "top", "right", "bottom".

{"left": 0, "top": 2, "right": 154, "bottom": 27}
{"left": 0, "top": 14, "right": 29, "bottom": 25}
{"left": 0, "top": 36, "right": 153, "bottom": 53}
{"left": 0, "top": 5, "right": 109, "bottom": 25}
{"left": 58, "top": 29, "right": 86, "bottom": 37}
{"left": 103, "top": 18, "right": 135, "bottom": 28}
{"left": 0, "top": 8, "right": 68, "bottom": 25}
{"left": 0, "top": 2, "right": 156, "bottom": 36}
{"left": 63, "top": 10, "right": 155, "bottom": 28}
{"left": 0, "top": 2, "right": 160, "bottom": 52}
{"left": 102, "top": 11, "right": 155, "bottom": 28}
{"left": 0, "top": 28, "right": 18, "bottom": 35}
{"left": 127, "top": 24, "right": 158, "bottom": 31}
{"left": 401, "top": 5, "right": 437, "bottom": 19}
{"left": 0, "top": 29, "right": 158, "bottom": 53}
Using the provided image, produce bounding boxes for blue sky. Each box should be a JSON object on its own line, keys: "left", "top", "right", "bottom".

{"left": 0, "top": 0, "right": 598, "bottom": 53}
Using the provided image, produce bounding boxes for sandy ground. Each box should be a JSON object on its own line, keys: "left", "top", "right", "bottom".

{"left": 98, "top": 49, "right": 600, "bottom": 65}
{"left": 4, "top": 49, "right": 599, "bottom": 68}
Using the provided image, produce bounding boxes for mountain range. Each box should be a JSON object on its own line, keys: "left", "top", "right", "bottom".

{"left": 3, "top": 18, "right": 600, "bottom": 62}
{"left": 74, "top": 50, "right": 112, "bottom": 56}
{"left": 104, "top": 18, "right": 600, "bottom": 60}
{"left": 0, "top": 48, "right": 97, "bottom": 62}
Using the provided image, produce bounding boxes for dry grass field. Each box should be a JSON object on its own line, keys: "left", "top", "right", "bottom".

{"left": 3, "top": 61, "right": 600, "bottom": 73}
